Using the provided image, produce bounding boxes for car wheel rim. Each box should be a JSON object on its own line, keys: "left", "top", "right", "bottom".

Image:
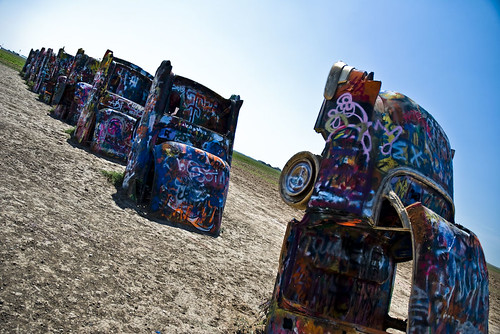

{"left": 284, "top": 160, "right": 313, "bottom": 197}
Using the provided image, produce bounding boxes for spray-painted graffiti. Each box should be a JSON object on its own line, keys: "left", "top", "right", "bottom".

{"left": 73, "top": 50, "right": 153, "bottom": 161}
{"left": 407, "top": 203, "right": 488, "bottom": 333}
{"left": 123, "top": 60, "right": 242, "bottom": 236}
{"left": 312, "top": 148, "right": 372, "bottom": 213}
{"left": 150, "top": 142, "right": 230, "bottom": 232}
{"left": 22, "top": 49, "right": 38, "bottom": 80}
{"left": 170, "top": 83, "right": 229, "bottom": 134}
{"left": 325, "top": 92, "right": 403, "bottom": 162}
{"left": 21, "top": 49, "right": 36, "bottom": 74}
{"left": 271, "top": 218, "right": 395, "bottom": 330}
{"left": 32, "top": 48, "right": 55, "bottom": 94}
{"left": 100, "top": 92, "right": 144, "bottom": 119}
{"left": 36, "top": 48, "right": 75, "bottom": 105}
{"left": 90, "top": 108, "right": 136, "bottom": 161}
{"left": 67, "top": 53, "right": 100, "bottom": 86}
{"left": 64, "top": 82, "right": 93, "bottom": 125}
{"left": 157, "top": 115, "right": 229, "bottom": 160}
{"left": 269, "top": 61, "right": 488, "bottom": 333}
{"left": 107, "top": 65, "right": 151, "bottom": 106}
{"left": 309, "top": 89, "right": 454, "bottom": 218}
{"left": 52, "top": 50, "right": 99, "bottom": 123}
{"left": 377, "top": 91, "right": 454, "bottom": 191}
{"left": 47, "top": 49, "right": 74, "bottom": 104}
{"left": 390, "top": 175, "right": 453, "bottom": 222}
{"left": 26, "top": 47, "right": 46, "bottom": 83}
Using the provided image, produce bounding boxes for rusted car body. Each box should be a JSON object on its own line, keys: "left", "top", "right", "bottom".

{"left": 123, "top": 60, "right": 243, "bottom": 236}
{"left": 52, "top": 49, "right": 99, "bottom": 124}
{"left": 266, "top": 62, "right": 489, "bottom": 333}
{"left": 73, "top": 50, "right": 153, "bottom": 161}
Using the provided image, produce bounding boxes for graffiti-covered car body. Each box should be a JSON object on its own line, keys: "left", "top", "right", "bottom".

{"left": 266, "top": 62, "right": 489, "bottom": 333}
{"left": 32, "top": 48, "right": 55, "bottom": 94}
{"left": 52, "top": 49, "right": 100, "bottom": 124}
{"left": 21, "top": 48, "right": 36, "bottom": 75}
{"left": 24, "top": 47, "right": 45, "bottom": 82}
{"left": 123, "top": 60, "right": 243, "bottom": 236}
{"left": 39, "top": 48, "right": 74, "bottom": 104}
{"left": 73, "top": 50, "right": 153, "bottom": 160}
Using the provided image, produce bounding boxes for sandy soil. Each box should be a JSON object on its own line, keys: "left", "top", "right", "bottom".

{"left": 0, "top": 63, "right": 498, "bottom": 333}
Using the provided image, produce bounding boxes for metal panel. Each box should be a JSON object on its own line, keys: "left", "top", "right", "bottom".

{"left": 150, "top": 142, "right": 230, "bottom": 234}
{"left": 266, "top": 215, "right": 399, "bottom": 333}
{"left": 73, "top": 50, "right": 153, "bottom": 161}
{"left": 91, "top": 108, "right": 137, "bottom": 161}
{"left": 407, "top": 203, "right": 489, "bottom": 333}
{"left": 123, "top": 60, "right": 243, "bottom": 236}
{"left": 268, "top": 61, "right": 488, "bottom": 333}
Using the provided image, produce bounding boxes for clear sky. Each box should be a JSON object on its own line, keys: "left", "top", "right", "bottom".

{"left": 1, "top": 0, "right": 499, "bottom": 267}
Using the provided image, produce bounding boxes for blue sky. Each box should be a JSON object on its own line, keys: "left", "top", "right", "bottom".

{"left": 1, "top": 0, "right": 499, "bottom": 267}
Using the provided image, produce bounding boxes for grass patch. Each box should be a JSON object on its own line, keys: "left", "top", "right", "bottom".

{"left": 64, "top": 127, "right": 75, "bottom": 137}
{"left": 101, "top": 170, "right": 124, "bottom": 187}
{"left": 0, "top": 49, "right": 25, "bottom": 72}
{"left": 488, "top": 263, "right": 500, "bottom": 274}
{"left": 232, "top": 151, "right": 281, "bottom": 186}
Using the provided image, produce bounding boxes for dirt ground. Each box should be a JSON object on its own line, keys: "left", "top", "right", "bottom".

{"left": 0, "top": 63, "right": 498, "bottom": 333}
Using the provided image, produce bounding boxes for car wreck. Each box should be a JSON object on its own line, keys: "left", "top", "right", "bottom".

{"left": 21, "top": 48, "right": 36, "bottom": 75}
{"left": 123, "top": 60, "right": 243, "bottom": 237}
{"left": 39, "top": 48, "right": 75, "bottom": 105}
{"left": 32, "top": 48, "right": 55, "bottom": 95}
{"left": 51, "top": 49, "right": 100, "bottom": 125}
{"left": 73, "top": 50, "right": 154, "bottom": 161}
{"left": 24, "top": 47, "right": 45, "bottom": 83}
{"left": 266, "top": 62, "right": 489, "bottom": 333}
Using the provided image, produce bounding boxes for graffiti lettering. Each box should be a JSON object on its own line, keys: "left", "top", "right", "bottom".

{"left": 325, "top": 93, "right": 403, "bottom": 162}
{"left": 410, "top": 145, "right": 423, "bottom": 167}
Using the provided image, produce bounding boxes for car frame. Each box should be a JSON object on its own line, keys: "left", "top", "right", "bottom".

{"left": 52, "top": 49, "right": 100, "bottom": 125}
{"left": 266, "top": 62, "right": 489, "bottom": 333}
{"left": 123, "top": 60, "right": 243, "bottom": 236}
{"left": 73, "top": 49, "right": 154, "bottom": 161}
{"left": 39, "top": 48, "right": 75, "bottom": 105}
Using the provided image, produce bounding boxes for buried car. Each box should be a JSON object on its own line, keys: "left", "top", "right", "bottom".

{"left": 73, "top": 50, "right": 153, "bottom": 161}
{"left": 21, "top": 48, "right": 36, "bottom": 75}
{"left": 123, "top": 60, "right": 243, "bottom": 236}
{"left": 32, "top": 48, "right": 55, "bottom": 95}
{"left": 52, "top": 49, "right": 100, "bottom": 125}
{"left": 39, "top": 47, "right": 74, "bottom": 105}
{"left": 24, "top": 47, "right": 45, "bottom": 83}
{"left": 266, "top": 62, "right": 488, "bottom": 333}
{"left": 52, "top": 49, "right": 99, "bottom": 124}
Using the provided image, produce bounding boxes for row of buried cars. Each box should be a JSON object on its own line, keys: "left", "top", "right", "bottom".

{"left": 22, "top": 47, "right": 242, "bottom": 236}
{"left": 22, "top": 49, "right": 489, "bottom": 333}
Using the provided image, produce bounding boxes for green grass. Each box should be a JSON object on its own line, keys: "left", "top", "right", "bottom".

{"left": 101, "top": 170, "right": 124, "bottom": 188}
{"left": 64, "top": 127, "right": 75, "bottom": 137}
{"left": 232, "top": 151, "right": 281, "bottom": 186}
{"left": 488, "top": 263, "right": 500, "bottom": 274}
{"left": 0, "top": 49, "right": 25, "bottom": 72}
